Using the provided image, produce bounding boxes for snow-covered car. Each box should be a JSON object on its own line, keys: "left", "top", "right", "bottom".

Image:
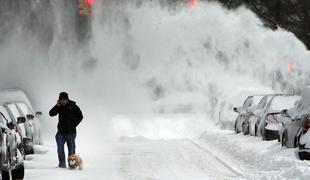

{"left": 0, "top": 89, "right": 43, "bottom": 155}
{"left": 259, "top": 95, "right": 300, "bottom": 141}
{"left": 238, "top": 95, "right": 264, "bottom": 135}
{"left": 15, "top": 102, "right": 43, "bottom": 145}
{"left": 4, "top": 102, "right": 35, "bottom": 155}
{"left": 297, "top": 115, "right": 310, "bottom": 160}
{"left": 278, "top": 100, "right": 303, "bottom": 148}
{"left": 216, "top": 87, "right": 273, "bottom": 131}
{"left": 0, "top": 106, "right": 24, "bottom": 180}
{"left": 233, "top": 95, "right": 254, "bottom": 133}
{"left": 248, "top": 95, "right": 274, "bottom": 136}
{"left": 278, "top": 86, "right": 310, "bottom": 148}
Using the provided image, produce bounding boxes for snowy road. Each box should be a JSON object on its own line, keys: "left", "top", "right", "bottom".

{"left": 24, "top": 138, "right": 240, "bottom": 180}
{"left": 117, "top": 138, "right": 239, "bottom": 180}
{"left": 22, "top": 114, "right": 310, "bottom": 180}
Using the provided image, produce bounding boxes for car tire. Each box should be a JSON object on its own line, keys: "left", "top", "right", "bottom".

{"left": 2, "top": 170, "right": 10, "bottom": 180}
{"left": 234, "top": 121, "right": 238, "bottom": 133}
{"left": 299, "top": 151, "right": 304, "bottom": 160}
{"left": 243, "top": 123, "right": 249, "bottom": 135}
{"left": 24, "top": 145, "right": 34, "bottom": 155}
{"left": 294, "top": 136, "right": 298, "bottom": 148}
{"left": 282, "top": 133, "right": 286, "bottom": 147}
{"left": 11, "top": 164, "right": 24, "bottom": 180}
{"left": 2, "top": 166, "right": 25, "bottom": 180}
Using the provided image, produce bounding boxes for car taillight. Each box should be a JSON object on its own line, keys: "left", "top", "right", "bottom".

{"left": 190, "top": 0, "right": 198, "bottom": 9}
{"left": 303, "top": 115, "right": 310, "bottom": 132}
{"left": 266, "top": 114, "right": 275, "bottom": 124}
{"left": 85, "top": 0, "right": 94, "bottom": 6}
{"left": 79, "top": 0, "right": 94, "bottom": 16}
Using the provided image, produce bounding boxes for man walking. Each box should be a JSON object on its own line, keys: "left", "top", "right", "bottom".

{"left": 49, "top": 92, "right": 83, "bottom": 168}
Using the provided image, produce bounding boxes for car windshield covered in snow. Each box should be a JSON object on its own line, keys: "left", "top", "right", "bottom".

{"left": 268, "top": 96, "right": 301, "bottom": 114}
{"left": 246, "top": 95, "right": 264, "bottom": 112}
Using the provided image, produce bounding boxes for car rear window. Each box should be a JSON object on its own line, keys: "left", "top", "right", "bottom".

{"left": 16, "top": 102, "right": 32, "bottom": 115}
{"left": 6, "top": 103, "right": 22, "bottom": 120}
{"left": 269, "top": 96, "right": 301, "bottom": 112}
{"left": 0, "top": 106, "right": 13, "bottom": 123}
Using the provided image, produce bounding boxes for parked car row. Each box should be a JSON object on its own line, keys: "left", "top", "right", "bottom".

{"left": 233, "top": 88, "right": 310, "bottom": 160}
{"left": 0, "top": 89, "right": 43, "bottom": 180}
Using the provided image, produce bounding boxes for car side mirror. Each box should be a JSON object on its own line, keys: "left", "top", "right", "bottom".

{"left": 233, "top": 107, "right": 239, "bottom": 113}
{"left": 26, "top": 114, "right": 35, "bottom": 120}
{"left": 281, "top": 109, "right": 290, "bottom": 117}
{"left": 17, "top": 117, "right": 26, "bottom": 124}
{"left": 35, "top": 111, "right": 43, "bottom": 117}
{"left": 7, "top": 122, "right": 14, "bottom": 130}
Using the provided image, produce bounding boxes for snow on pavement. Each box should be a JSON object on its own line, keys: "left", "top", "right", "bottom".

{"left": 200, "top": 130, "right": 310, "bottom": 179}
{"left": 24, "top": 139, "right": 239, "bottom": 180}
{"left": 23, "top": 114, "right": 310, "bottom": 179}
{"left": 117, "top": 138, "right": 238, "bottom": 180}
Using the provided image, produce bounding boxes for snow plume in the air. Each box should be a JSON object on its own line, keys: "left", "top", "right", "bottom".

{"left": 0, "top": 0, "right": 310, "bottom": 139}
{"left": 91, "top": 1, "right": 310, "bottom": 116}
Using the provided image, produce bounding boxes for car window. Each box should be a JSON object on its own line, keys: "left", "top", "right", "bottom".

{"left": 243, "top": 96, "right": 253, "bottom": 108}
{"left": 0, "top": 112, "right": 6, "bottom": 126}
{"left": 16, "top": 102, "right": 32, "bottom": 116}
{"left": 269, "top": 96, "right": 301, "bottom": 112}
{"left": 257, "top": 96, "right": 267, "bottom": 109}
{"left": 6, "top": 103, "right": 22, "bottom": 120}
{"left": 0, "top": 106, "right": 13, "bottom": 123}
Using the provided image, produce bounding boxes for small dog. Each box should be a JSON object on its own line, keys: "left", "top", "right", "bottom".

{"left": 68, "top": 154, "right": 83, "bottom": 170}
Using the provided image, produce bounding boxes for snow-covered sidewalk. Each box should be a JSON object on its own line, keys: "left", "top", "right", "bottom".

{"left": 199, "top": 130, "right": 310, "bottom": 179}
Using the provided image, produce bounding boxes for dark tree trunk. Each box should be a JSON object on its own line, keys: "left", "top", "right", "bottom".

{"left": 301, "top": 0, "right": 310, "bottom": 48}
{"left": 275, "top": 0, "right": 281, "bottom": 25}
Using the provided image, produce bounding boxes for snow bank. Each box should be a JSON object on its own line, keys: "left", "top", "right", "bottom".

{"left": 200, "top": 130, "right": 310, "bottom": 179}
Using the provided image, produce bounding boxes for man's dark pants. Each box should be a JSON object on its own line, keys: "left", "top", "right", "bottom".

{"left": 56, "top": 132, "right": 76, "bottom": 166}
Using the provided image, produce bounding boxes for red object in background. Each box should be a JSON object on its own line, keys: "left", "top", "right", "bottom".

{"left": 287, "top": 60, "right": 294, "bottom": 72}
{"left": 85, "top": 0, "right": 94, "bottom": 6}
{"left": 303, "top": 115, "right": 310, "bottom": 132}
{"left": 190, "top": 0, "right": 198, "bottom": 9}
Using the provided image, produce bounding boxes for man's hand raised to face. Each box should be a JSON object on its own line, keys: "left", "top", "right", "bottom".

{"left": 57, "top": 100, "right": 61, "bottom": 107}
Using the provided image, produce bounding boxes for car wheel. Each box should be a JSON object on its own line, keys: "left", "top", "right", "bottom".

{"left": 282, "top": 133, "right": 286, "bottom": 147}
{"left": 2, "top": 170, "right": 10, "bottom": 180}
{"left": 24, "top": 145, "right": 34, "bottom": 155}
{"left": 234, "top": 121, "right": 238, "bottom": 133}
{"left": 11, "top": 164, "right": 24, "bottom": 180}
{"left": 294, "top": 136, "right": 298, "bottom": 148}
{"left": 243, "top": 123, "right": 249, "bottom": 135}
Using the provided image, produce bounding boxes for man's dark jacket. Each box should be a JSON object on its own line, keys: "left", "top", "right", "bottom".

{"left": 49, "top": 100, "right": 83, "bottom": 134}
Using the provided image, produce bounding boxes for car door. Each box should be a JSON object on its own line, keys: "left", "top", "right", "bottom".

{"left": 5, "top": 103, "right": 27, "bottom": 139}
{"left": 15, "top": 102, "right": 37, "bottom": 142}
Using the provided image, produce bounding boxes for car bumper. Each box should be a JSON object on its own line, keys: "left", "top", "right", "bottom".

{"left": 298, "top": 149, "right": 310, "bottom": 160}
{"left": 263, "top": 128, "right": 279, "bottom": 141}
{"left": 23, "top": 138, "right": 34, "bottom": 155}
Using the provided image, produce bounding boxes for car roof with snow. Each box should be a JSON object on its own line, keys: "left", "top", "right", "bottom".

{"left": 296, "top": 86, "right": 310, "bottom": 116}
{"left": 267, "top": 95, "right": 301, "bottom": 114}
{"left": 0, "top": 89, "right": 32, "bottom": 109}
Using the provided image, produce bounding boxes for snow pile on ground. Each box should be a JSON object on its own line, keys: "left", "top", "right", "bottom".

{"left": 200, "top": 130, "right": 310, "bottom": 179}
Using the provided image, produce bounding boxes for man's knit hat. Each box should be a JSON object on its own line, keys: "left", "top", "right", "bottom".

{"left": 59, "top": 92, "right": 69, "bottom": 100}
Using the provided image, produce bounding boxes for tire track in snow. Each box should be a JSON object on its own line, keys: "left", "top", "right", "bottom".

{"left": 187, "top": 139, "right": 243, "bottom": 178}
